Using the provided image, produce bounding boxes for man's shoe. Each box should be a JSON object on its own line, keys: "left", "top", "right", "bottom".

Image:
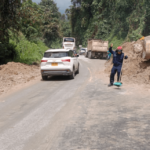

{"left": 108, "top": 83, "right": 113, "bottom": 87}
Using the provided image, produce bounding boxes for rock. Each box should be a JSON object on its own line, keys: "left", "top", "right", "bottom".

{"left": 133, "top": 44, "right": 143, "bottom": 53}
{"left": 32, "top": 62, "right": 39, "bottom": 66}
{"left": 14, "top": 72, "right": 18, "bottom": 75}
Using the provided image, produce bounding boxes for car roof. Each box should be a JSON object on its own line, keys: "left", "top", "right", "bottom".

{"left": 45, "top": 49, "right": 72, "bottom": 52}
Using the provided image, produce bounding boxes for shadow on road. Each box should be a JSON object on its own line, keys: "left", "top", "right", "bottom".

{"left": 114, "top": 87, "right": 122, "bottom": 90}
{"left": 41, "top": 76, "right": 73, "bottom": 82}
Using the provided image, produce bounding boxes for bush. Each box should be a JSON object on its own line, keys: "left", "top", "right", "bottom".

{"left": 11, "top": 35, "right": 48, "bottom": 64}
{"left": 0, "top": 42, "right": 17, "bottom": 64}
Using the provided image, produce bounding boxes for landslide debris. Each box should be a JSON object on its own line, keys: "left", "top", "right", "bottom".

{"left": 0, "top": 62, "right": 40, "bottom": 95}
{"left": 105, "top": 40, "right": 150, "bottom": 85}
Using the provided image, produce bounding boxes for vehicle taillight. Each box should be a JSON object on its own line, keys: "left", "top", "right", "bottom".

{"left": 41, "top": 60, "right": 47, "bottom": 62}
{"left": 62, "top": 59, "right": 70, "bottom": 62}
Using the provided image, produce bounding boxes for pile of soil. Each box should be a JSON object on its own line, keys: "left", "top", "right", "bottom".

{"left": 0, "top": 62, "right": 40, "bottom": 95}
{"left": 105, "top": 40, "right": 150, "bottom": 85}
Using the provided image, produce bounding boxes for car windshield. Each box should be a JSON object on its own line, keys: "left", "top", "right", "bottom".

{"left": 81, "top": 49, "right": 86, "bottom": 51}
{"left": 64, "top": 38, "right": 74, "bottom": 42}
{"left": 44, "top": 52, "right": 69, "bottom": 58}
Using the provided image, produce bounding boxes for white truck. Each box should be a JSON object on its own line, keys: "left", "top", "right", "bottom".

{"left": 63, "top": 37, "right": 76, "bottom": 50}
{"left": 87, "top": 39, "right": 109, "bottom": 59}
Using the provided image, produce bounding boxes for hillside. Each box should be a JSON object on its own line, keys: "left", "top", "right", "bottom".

{"left": 69, "top": 0, "right": 150, "bottom": 48}
{"left": 0, "top": 0, "right": 71, "bottom": 65}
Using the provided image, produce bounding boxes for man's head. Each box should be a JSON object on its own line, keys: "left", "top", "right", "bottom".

{"left": 117, "top": 46, "right": 122, "bottom": 54}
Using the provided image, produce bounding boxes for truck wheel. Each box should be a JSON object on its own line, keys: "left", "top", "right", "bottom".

{"left": 88, "top": 52, "right": 90, "bottom": 58}
{"left": 85, "top": 53, "right": 88, "bottom": 57}
{"left": 42, "top": 75, "right": 48, "bottom": 80}
{"left": 99, "top": 54, "right": 103, "bottom": 59}
{"left": 103, "top": 52, "right": 107, "bottom": 59}
{"left": 85, "top": 53, "right": 87, "bottom": 58}
{"left": 88, "top": 51, "right": 92, "bottom": 59}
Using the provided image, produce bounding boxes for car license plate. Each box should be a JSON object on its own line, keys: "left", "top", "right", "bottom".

{"left": 51, "top": 63, "right": 58, "bottom": 66}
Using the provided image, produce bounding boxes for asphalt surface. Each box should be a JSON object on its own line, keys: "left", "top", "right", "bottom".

{"left": 0, "top": 56, "right": 150, "bottom": 150}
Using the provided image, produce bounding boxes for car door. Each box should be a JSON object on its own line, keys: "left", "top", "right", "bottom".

{"left": 69, "top": 50, "right": 76, "bottom": 70}
{"left": 73, "top": 50, "right": 78, "bottom": 70}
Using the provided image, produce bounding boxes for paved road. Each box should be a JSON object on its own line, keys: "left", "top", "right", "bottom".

{"left": 0, "top": 56, "right": 150, "bottom": 150}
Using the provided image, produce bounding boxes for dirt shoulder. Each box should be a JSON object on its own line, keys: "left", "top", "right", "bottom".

{"left": 0, "top": 62, "right": 41, "bottom": 98}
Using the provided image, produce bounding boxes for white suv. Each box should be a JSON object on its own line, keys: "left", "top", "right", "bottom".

{"left": 41, "top": 49, "right": 79, "bottom": 80}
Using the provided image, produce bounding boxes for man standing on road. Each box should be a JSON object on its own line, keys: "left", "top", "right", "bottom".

{"left": 108, "top": 44, "right": 128, "bottom": 87}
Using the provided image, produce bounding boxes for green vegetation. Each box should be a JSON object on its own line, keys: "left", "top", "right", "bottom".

{"left": 69, "top": 0, "right": 150, "bottom": 48}
{"left": 0, "top": 0, "right": 71, "bottom": 64}
{"left": 10, "top": 34, "right": 48, "bottom": 64}
{"left": 3, "top": 0, "right": 148, "bottom": 64}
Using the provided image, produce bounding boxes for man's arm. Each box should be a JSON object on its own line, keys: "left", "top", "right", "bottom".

{"left": 109, "top": 43, "right": 114, "bottom": 54}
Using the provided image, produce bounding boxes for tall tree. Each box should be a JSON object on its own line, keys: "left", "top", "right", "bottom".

{"left": 0, "top": 0, "right": 21, "bottom": 43}
{"left": 69, "top": 0, "right": 150, "bottom": 46}
{"left": 39, "top": 0, "right": 62, "bottom": 47}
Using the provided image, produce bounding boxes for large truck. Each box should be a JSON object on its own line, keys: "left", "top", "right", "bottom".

{"left": 86, "top": 39, "right": 109, "bottom": 59}
{"left": 63, "top": 37, "right": 76, "bottom": 50}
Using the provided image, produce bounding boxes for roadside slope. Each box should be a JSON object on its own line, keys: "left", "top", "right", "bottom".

{"left": 105, "top": 40, "right": 150, "bottom": 86}
{"left": 0, "top": 62, "right": 40, "bottom": 96}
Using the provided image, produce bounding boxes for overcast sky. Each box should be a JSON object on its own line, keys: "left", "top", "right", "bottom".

{"left": 32, "top": 0, "right": 71, "bottom": 14}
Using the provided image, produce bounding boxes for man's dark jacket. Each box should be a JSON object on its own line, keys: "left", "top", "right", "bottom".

{"left": 109, "top": 47, "right": 128, "bottom": 67}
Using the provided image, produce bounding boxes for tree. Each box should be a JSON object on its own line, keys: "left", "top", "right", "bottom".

{"left": 39, "top": 0, "right": 62, "bottom": 47}
{"left": 20, "top": 0, "right": 42, "bottom": 42}
{"left": 69, "top": 0, "right": 150, "bottom": 46}
{"left": 0, "top": 0, "right": 21, "bottom": 43}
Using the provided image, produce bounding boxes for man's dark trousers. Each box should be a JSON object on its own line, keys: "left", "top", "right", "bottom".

{"left": 110, "top": 66, "right": 122, "bottom": 84}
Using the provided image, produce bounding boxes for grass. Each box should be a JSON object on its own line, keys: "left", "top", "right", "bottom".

{"left": 10, "top": 34, "right": 49, "bottom": 64}
{"left": 105, "top": 30, "right": 126, "bottom": 49}
{"left": 106, "top": 36, "right": 125, "bottom": 49}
